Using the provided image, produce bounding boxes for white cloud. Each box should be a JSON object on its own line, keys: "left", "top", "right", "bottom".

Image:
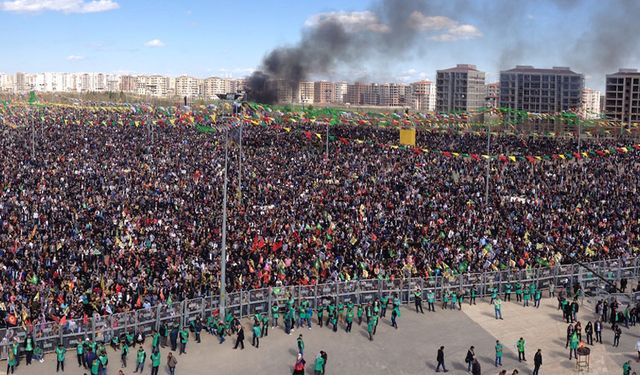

{"left": 431, "top": 24, "right": 482, "bottom": 42}
{"left": 0, "top": 0, "right": 119, "bottom": 13}
{"left": 305, "top": 11, "right": 390, "bottom": 33}
{"left": 66, "top": 55, "right": 84, "bottom": 61}
{"left": 409, "top": 10, "right": 482, "bottom": 42}
{"left": 145, "top": 39, "right": 165, "bottom": 48}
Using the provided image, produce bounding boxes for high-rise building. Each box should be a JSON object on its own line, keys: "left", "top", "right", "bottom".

{"left": 313, "top": 81, "right": 335, "bottom": 104}
{"left": 436, "top": 64, "right": 486, "bottom": 113}
{"left": 485, "top": 82, "right": 500, "bottom": 108}
{"left": 203, "top": 77, "right": 229, "bottom": 98}
{"left": 410, "top": 80, "right": 436, "bottom": 112}
{"left": 499, "top": 66, "right": 583, "bottom": 116}
{"left": 605, "top": 68, "right": 640, "bottom": 123}
{"left": 15, "top": 72, "right": 26, "bottom": 92}
{"left": 120, "top": 75, "right": 138, "bottom": 93}
{"left": 297, "top": 81, "right": 314, "bottom": 104}
{"left": 580, "top": 88, "right": 601, "bottom": 119}
{"left": 334, "top": 82, "right": 347, "bottom": 104}
{"left": 175, "top": 75, "right": 201, "bottom": 98}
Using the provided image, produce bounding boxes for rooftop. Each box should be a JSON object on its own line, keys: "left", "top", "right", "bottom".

{"left": 438, "top": 64, "right": 481, "bottom": 73}
{"left": 501, "top": 65, "right": 581, "bottom": 75}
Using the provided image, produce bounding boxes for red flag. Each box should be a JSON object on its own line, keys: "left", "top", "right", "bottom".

{"left": 526, "top": 155, "right": 536, "bottom": 164}
{"left": 338, "top": 137, "right": 349, "bottom": 145}
{"left": 304, "top": 131, "right": 312, "bottom": 140}
{"left": 442, "top": 151, "right": 452, "bottom": 158}
{"left": 573, "top": 152, "right": 582, "bottom": 160}
{"left": 498, "top": 154, "right": 508, "bottom": 162}
{"left": 471, "top": 154, "right": 480, "bottom": 161}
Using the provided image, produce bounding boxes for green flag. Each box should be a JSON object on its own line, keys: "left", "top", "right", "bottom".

{"left": 195, "top": 124, "right": 215, "bottom": 133}
{"left": 28, "top": 91, "right": 38, "bottom": 106}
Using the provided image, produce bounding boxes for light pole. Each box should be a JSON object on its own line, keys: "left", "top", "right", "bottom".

{"left": 485, "top": 120, "right": 490, "bottom": 206}
{"left": 219, "top": 128, "right": 229, "bottom": 318}
{"left": 237, "top": 120, "right": 243, "bottom": 199}
{"left": 325, "top": 121, "right": 329, "bottom": 158}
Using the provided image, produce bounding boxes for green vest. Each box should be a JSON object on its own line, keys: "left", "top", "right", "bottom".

{"left": 272, "top": 305, "right": 280, "bottom": 318}
{"left": 180, "top": 330, "right": 188, "bottom": 343}
{"left": 151, "top": 352, "right": 161, "bottom": 367}
{"left": 495, "top": 343, "right": 503, "bottom": 357}
{"left": 76, "top": 343, "right": 84, "bottom": 354}
{"left": 56, "top": 347, "right": 66, "bottom": 361}
{"left": 91, "top": 360, "right": 100, "bottom": 375}
{"left": 137, "top": 350, "right": 146, "bottom": 363}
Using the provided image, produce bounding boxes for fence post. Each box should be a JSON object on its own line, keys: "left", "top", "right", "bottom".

{"left": 313, "top": 284, "right": 319, "bottom": 310}
{"left": 267, "top": 288, "right": 273, "bottom": 321}
{"left": 59, "top": 323, "right": 63, "bottom": 346}
{"left": 239, "top": 290, "right": 244, "bottom": 319}
{"left": 155, "top": 304, "right": 161, "bottom": 332}
{"left": 91, "top": 315, "right": 96, "bottom": 342}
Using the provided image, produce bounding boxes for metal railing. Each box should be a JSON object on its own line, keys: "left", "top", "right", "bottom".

{"left": 0, "top": 257, "right": 638, "bottom": 360}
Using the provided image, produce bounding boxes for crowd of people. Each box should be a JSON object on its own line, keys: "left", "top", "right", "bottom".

{"left": 0, "top": 105, "right": 638, "bottom": 338}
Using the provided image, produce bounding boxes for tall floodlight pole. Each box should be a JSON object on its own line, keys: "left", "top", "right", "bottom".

{"left": 31, "top": 108, "right": 35, "bottom": 159}
{"left": 485, "top": 120, "right": 490, "bottom": 206}
{"left": 237, "top": 120, "right": 243, "bottom": 199}
{"left": 325, "top": 122, "right": 329, "bottom": 158}
{"left": 219, "top": 129, "right": 229, "bottom": 318}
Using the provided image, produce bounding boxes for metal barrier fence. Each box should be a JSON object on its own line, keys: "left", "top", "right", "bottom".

{"left": 1, "top": 257, "right": 638, "bottom": 360}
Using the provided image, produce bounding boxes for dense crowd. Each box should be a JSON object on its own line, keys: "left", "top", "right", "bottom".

{"left": 0, "top": 106, "right": 639, "bottom": 332}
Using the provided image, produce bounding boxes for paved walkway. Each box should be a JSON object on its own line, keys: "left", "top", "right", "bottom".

{"left": 5, "top": 295, "right": 639, "bottom": 374}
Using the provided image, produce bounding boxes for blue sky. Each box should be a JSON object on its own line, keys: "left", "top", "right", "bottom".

{"left": 0, "top": 0, "right": 638, "bottom": 91}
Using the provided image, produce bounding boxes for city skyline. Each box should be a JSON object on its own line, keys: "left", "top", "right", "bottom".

{"left": 1, "top": 0, "right": 639, "bottom": 92}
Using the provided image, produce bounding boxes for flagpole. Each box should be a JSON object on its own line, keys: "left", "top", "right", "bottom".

{"left": 219, "top": 128, "right": 229, "bottom": 319}
{"left": 31, "top": 106, "right": 35, "bottom": 159}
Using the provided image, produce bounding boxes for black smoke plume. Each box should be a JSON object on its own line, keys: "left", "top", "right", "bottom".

{"left": 246, "top": 0, "right": 431, "bottom": 104}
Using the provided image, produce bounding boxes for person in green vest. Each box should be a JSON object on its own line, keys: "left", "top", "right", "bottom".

{"left": 297, "top": 304, "right": 306, "bottom": 329}
{"left": 534, "top": 289, "right": 542, "bottom": 308}
{"left": 216, "top": 319, "right": 226, "bottom": 344}
{"left": 365, "top": 302, "right": 372, "bottom": 323}
{"left": 329, "top": 310, "right": 338, "bottom": 333}
{"left": 297, "top": 334, "right": 305, "bottom": 355}
{"left": 345, "top": 307, "right": 354, "bottom": 332}
{"left": 24, "top": 333, "right": 34, "bottom": 365}
{"left": 517, "top": 337, "right": 527, "bottom": 362}
{"left": 504, "top": 283, "right": 512, "bottom": 302}
{"left": 391, "top": 299, "right": 401, "bottom": 329}
{"left": 414, "top": 288, "right": 424, "bottom": 314}
{"left": 523, "top": 286, "right": 531, "bottom": 307}
{"left": 458, "top": 288, "right": 465, "bottom": 309}
{"left": 470, "top": 285, "right": 477, "bottom": 305}
{"left": 380, "top": 295, "right": 389, "bottom": 317}
{"left": 179, "top": 327, "right": 189, "bottom": 355}
{"left": 272, "top": 303, "right": 281, "bottom": 328}
{"left": 150, "top": 349, "right": 161, "bottom": 375}
{"left": 254, "top": 312, "right": 263, "bottom": 327}
{"left": 372, "top": 301, "right": 380, "bottom": 323}
{"left": 11, "top": 341, "right": 19, "bottom": 367}
{"left": 110, "top": 333, "right": 119, "bottom": 351}
{"left": 125, "top": 331, "right": 135, "bottom": 349}
{"left": 152, "top": 329, "right": 160, "bottom": 352}
{"left": 160, "top": 322, "right": 169, "bottom": 347}
{"left": 7, "top": 345, "right": 16, "bottom": 373}
{"left": 326, "top": 301, "right": 336, "bottom": 327}
{"left": 55, "top": 343, "right": 66, "bottom": 372}
{"left": 451, "top": 291, "right": 458, "bottom": 310}
{"left": 569, "top": 332, "right": 579, "bottom": 360}
{"left": 76, "top": 340, "right": 84, "bottom": 368}
{"left": 134, "top": 346, "right": 146, "bottom": 373}
{"left": 316, "top": 303, "right": 324, "bottom": 328}
{"left": 494, "top": 297, "right": 503, "bottom": 320}
{"left": 314, "top": 351, "right": 326, "bottom": 375}
{"left": 357, "top": 304, "right": 364, "bottom": 325}
{"left": 623, "top": 360, "right": 631, "bottom": 375}
{"left": 442, "top": 290, "right": 449, "bottom": 310}
{"left": 121, "top": 341, "right": 129, "bottom": 368}
{"left": 427, "top": 290, "right": 435, "bottom": 312}
{"left": 515, "top": 282, "right": 523, "bottom": 302}
{"left": 90, "top": 358, "right": 100, "bottom": 375}
{"left": 284, "top": 306, "right": 293, "bottom": 335}
{"left": 371, "top": 314, "right": 379, "bottom": 336}
{"left": 252, "top": 322, "right": 261, "bottom": 348}
{"left": 98, "top": 349, "right": 108, "bottom": 375}
{"left": 262, "top": 311, "right": 270, "bottom": 336}
{"left": 337, "top": 301, "right": 345, "bottom": 324}
{"left": 367, "top": 316, "right": 375, "bottom": 341}
{"left": 490, "top": 287, "right": 498, "bottom": 304}
{"left": 224, "top": 312, "right": 234, "bottom": 335}
{"left": 495, "top": 339, "right": 503, "bottom": 367}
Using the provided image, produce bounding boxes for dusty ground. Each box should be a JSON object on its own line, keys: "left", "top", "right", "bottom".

{"left": 5, "top": 295, "right": 638, "bottom": 375}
